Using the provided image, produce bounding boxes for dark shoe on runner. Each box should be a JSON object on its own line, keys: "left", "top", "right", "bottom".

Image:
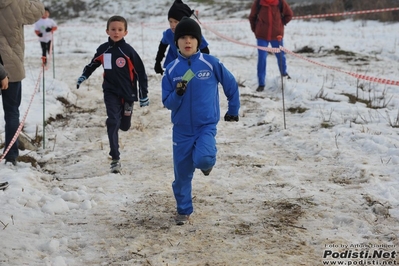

{"left": 5, "top": 159, "right": 17, "bottom": 166}
{"left": 201, "top": 167, "right": 213, "bottom": 176}
{"left": 283, "top": 73, "right": 291, "bottom": 79}
{"left": 174, "top": 214, "right": 190, "bottom": 225}
{"left": 256, "top": 85, "right": 265, "bottom": 92}
{"left": 110, "top": 160, "right": 121, "bottom": 174}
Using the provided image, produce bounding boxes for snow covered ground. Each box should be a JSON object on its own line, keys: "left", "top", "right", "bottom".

{"left": 1, "top": 1, "right": 398, "bottom": 265}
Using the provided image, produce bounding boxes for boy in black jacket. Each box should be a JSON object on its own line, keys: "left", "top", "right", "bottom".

{"left": 76, "top": 15, "right": 149, "bottom": 173}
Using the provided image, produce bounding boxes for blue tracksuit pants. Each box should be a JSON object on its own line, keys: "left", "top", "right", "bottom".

{"left": 257, "top": 39, "right": 288, "bottom": 87}
{"left": 172, "top": 124, "right": 217, "bottom": 215}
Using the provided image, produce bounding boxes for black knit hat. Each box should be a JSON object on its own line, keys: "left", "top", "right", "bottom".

{"left": 174, "top": 17, "right": 202, "bottom": 47}
{"left": 168, "top": 0, "right": 193, "bottom": 21}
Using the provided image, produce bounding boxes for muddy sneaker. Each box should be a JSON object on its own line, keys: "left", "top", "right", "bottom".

{"left": 201, "top": 167, "right": 213, "bottom": 176}
{"left": 110, "top": 160, "right": 121, "bottom": 173}
{"left": 174, "top": 214, "right": 190, "bottom": 225}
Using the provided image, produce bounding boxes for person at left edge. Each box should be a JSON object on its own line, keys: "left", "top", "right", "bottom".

{"left": 76, "top": 15, "right": 149, "bottom": 173}
{"left": 0, "top": 0, "right": 44, "bottom": 166}
{"left": 0, "top": 54, "right": 9, "bottom": 93}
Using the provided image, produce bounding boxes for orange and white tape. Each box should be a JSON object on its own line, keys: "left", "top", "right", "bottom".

{"left": 281, "top": 47, "right": 399, "bottom": 86}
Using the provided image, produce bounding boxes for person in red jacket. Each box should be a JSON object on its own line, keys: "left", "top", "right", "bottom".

{"left": 249, "top": 0, "right": 293, "bottom": 92}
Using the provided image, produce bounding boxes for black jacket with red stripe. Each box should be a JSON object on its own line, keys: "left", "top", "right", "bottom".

{"left": 81, "top": 37, "right": 148, "bottom": 102}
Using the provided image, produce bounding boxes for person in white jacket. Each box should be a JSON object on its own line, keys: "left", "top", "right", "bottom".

{"left": 0, "top": 0, "right": 44, "bottom": 166}
{"left": 34, "top": 7, "right": 57, "bottom": 65}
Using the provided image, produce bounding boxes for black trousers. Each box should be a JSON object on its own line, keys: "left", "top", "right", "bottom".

{"left": 103, "top": 91, "right": 133, "bottom": 160}
{"left": 40, "top": 41, "right": 51, "bottom": 57}
{"left": 1, "top": 81, "right": 21, "bottom": 160}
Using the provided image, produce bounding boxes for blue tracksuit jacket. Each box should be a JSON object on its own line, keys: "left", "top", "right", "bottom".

{"left": 162, "top": 51, "right": 239, "bottom": 127}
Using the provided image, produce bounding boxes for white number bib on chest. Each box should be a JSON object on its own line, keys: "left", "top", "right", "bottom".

{"left": 104, "top": 54, "right": 126, "bottom": 69}
{"left": 104, "top": 53, "right": 112, "bottom": 69}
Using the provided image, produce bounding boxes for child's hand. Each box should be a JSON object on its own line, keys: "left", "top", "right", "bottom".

{"left": 45, "top": 27, "right": 53, "bottom": 32}
{"left": 1, "top": 76, "right": 8, "bottom": 90}
{"left": 140, "top": 97, "right": 149, "bottom": 107}
{"left": 224, "top": 112, "right": 239, "bottom": 122}
{"left": 76, "top": 76, "right": 87, "bottom": 89}
{"left": 154, "top": 62, "right": 164, "bottom": 75}
{"left": 175, "top": 80, "right": 187, "bottom": 96}
{"left": 37, "top": 32, "right": 43, "bottom": 37}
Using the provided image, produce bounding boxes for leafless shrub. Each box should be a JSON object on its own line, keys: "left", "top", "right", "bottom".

{"left": 385, "top": 110, "right": 399, "bottom": 128}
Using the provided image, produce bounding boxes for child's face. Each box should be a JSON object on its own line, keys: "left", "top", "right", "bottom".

{"left": 177, "top": 35, "right": 198, "bottom": 58}
{"left": 168, "top": 18, "right": 179, "bottom": 33}
{"left": 106, "top": 21, "right": 127, "bottom": 42}
{"left": 42, "top": 10, "right": 49, "bottom": 19}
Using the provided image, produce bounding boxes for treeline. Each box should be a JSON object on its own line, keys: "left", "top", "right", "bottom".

{"left": 44, "top": 0, "right": 399, "bottom": 22}
{"left": 291, "top": 0, "right": 399, "bottom": 22}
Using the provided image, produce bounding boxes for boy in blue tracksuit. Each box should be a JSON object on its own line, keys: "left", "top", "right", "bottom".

{"left": 162, "top": 17, "right": 240, "bottom": 225}
{"left": 154, "top": 0, "right": 209, "bottom": 75}
{"left": 76, "top": 15, "right": 149, "bottom": 173}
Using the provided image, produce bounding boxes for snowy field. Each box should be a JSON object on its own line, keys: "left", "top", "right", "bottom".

{"left": 1, "top": 1, "right": 399, "bottom": 265}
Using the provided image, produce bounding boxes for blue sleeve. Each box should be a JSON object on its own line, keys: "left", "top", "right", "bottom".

{"left": 160, "top": 30, "right": 169, "bottom": 44}
{"left": 163, "top": 30, "right": 179, "bottom": 67}
{"left": 214, "top": 60, "right": 240, "bottom": 116}
{"left": 162, "top": 68, "right": 183, "bottom": 111}
{"left": 199, "top": 36, "right": 209, "bottom": 50}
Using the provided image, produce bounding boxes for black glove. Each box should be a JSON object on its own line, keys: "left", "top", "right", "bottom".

{"left": 45, "top": 27, "right": 52, "bottom": 32}
{"left": 175, "top": 80, "right": 187, "bottom": 96}
{"left": 224, "top": 112, "right": 239, "bottom": 122}
{"left": 37, "top": 33, "right": 43, "bottom": 37}
{"left": 154, "top": 62, "right": 164, "bottom": 75}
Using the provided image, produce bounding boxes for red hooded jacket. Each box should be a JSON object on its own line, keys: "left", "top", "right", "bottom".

{"left": 249, "top": 0, "right": 293, "bottom": 41}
